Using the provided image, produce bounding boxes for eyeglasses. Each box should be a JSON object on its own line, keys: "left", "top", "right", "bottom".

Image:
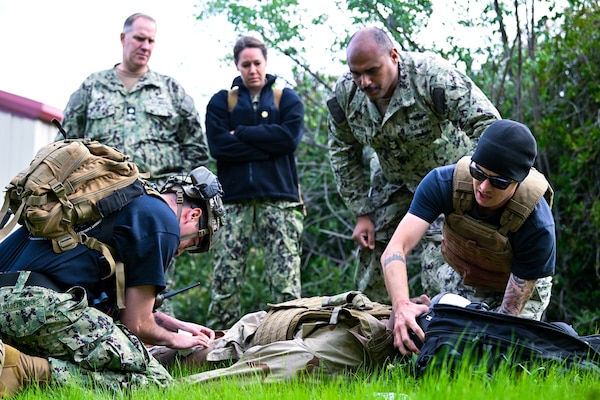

{"left": 469, "top": 162, "right": 515, "bottom": 190}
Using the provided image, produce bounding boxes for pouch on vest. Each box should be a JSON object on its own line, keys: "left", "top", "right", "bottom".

{"left": 442, "top": 156, "right": 554, "bottom": 291}
{"left": 251, "top": 291, "right": 397, "bottom": 366}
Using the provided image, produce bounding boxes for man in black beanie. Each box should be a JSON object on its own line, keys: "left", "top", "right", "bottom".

{"left": 380, "top": 119, "right": 556, "bottom": 356}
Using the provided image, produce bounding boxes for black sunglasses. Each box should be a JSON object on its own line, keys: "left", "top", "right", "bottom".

{"left": 469, "top": 162, "right": 515, "bottom": 190}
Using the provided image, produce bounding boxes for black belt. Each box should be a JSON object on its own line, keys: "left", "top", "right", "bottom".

{"left": 0, "top": 271, "right": 64, "bottom": 292}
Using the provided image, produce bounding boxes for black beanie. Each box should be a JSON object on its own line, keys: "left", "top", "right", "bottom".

{"left": 471, "top": 119, "right": 537, "bottom": 182}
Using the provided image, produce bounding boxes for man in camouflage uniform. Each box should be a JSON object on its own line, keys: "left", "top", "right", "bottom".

{"left": 0, "top": 168, "right": 223, "bottom": 396}
{"left": 327, "top": 27, "right": 501, "bottom": 303}
{"left": 61, "top": 13, "right": 209, "bottom": 188}
{"left": 61, "top": 12, "right": 209, "bottom": 320}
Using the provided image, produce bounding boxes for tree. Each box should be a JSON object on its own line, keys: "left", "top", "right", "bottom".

{"left": 533, "top": 0, "right": 600, "bottom": 329}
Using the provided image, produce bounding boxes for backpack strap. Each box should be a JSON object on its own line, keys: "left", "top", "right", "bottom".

{"left": 227, "top": 86, "right": 283, "bottom": 112}
{"left": 0, "top": 193, "right": 24, "bottom": 242}
{"left": 80, "top": 235, "right": 125, "bottom": 308}
{"left": 273, "top": 87, "right": 283, "bottom": 109}
{"left": 326, "top": 82, "right": 358, "bottom": 125}
{"left": 227, "top": 86, "right": 239, "bottom": 113}
{"left": 98, "top": 211, "right": 125, "bottom": 309}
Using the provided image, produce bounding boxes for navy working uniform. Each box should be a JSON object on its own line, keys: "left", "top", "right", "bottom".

{"left": 61, "top": 68, "right": 209, "bottom": 188}
{"left": 327, "top": 51, "right": 501, "bottom": 302}
{"left": 0, "top": 193, "right": 176, "bottom": 390}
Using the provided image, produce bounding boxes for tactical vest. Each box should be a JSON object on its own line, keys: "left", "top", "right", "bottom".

{"left": 441, "top": 156, "right": 554, "bottom": 292}
{"left": 251, "top": 291, "right": 396, "bottom": 366}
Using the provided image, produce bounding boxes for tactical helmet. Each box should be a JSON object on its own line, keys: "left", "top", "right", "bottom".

{"left": 160, "top": 166, "right": 225, "bottom": 253}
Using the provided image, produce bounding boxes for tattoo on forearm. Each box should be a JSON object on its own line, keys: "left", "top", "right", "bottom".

{"left": 382, "top": 252, "right": 406, "bottom": 269}
{"left": 498, "top": 275, "right": 534, "bottom": 316}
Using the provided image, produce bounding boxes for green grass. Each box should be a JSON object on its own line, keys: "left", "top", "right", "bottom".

{"left": 12, "top": 359, "right": 600, "bottom": 399}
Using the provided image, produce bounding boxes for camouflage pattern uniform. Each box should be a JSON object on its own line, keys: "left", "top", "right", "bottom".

{"left": 328, "top": 51, "right": 501, "bottom": 303}
{"left": 61, "top": 67, "right": 209, "bottom": 317}
{"left": 205, "top": 75, "right": 305, "bottom": 329}
{"left": 61, "top": 68, "right": 209, "bottom": 188}
{"left": 0, "top": 271, "right": 172, "bottom": 391}
{"left": 421, "top": 244, "right": 553, "bottom": 320}
{"left": 207, "top": 201, "right": 304, "bottom": 328}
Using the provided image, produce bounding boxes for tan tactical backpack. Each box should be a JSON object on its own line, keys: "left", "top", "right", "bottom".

{"left": 0, "top": 136, "right": 142, "bottom": 308}
{"left": 251, "top": 291, "right": 396, "bottom": 366}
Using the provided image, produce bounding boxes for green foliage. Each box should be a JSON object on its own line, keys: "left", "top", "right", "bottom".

{"left": 343, "top": 0, "right": 434, "bottom": 51}
{"left": 197, "top": 0, "right": 334, "bottom": 63}
{"left": 198, "top": 0, "right": 303, "bottom": 44}
{"left": 165, "top": 251, "right": 271, "bottom": 325}
{"left": 164, "top": 253, "right": 212, "bottom": 324}
{"left": 532, "top": 0, "right": 600, "bottom": 328}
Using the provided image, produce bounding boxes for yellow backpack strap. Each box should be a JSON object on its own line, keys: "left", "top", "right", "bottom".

{"left": 228, "top": 86, "right": 283, "bottom": 113}
{"left": 79, "top": 235, "right": 126, "bottom": 310}
{"left": 273, "top": 87, "right": 283, "bottom": 110}
{"left": 114, "top": 260, "right": 126, "bottom": 309}
{"left": 227, "top": 86, "right": 239, "bottom": 113}
{"left": 0, "top": 192, "right": 23, "bottom": 242}
{"left": 543, "top": 183, "right": 554, "bottom": 209}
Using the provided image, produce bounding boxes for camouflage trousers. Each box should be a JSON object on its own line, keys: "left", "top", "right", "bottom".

{"left": 355, "top": 188, "right": 444, "bottom": 304}
{"left": 208, "top": 200, "right": 304, "bottom": 329}
{"left": 182, "top": 310, "right": 377, "bottom": 384}
{"left": 420, "top": 241, "right": 553, "bottom": 320}
{"left": 0, "top": 271, "right": 171, "bottom": 391}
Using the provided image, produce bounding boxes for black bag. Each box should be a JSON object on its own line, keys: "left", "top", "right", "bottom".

{"left": 415, "top": 304, "right": 600, "bottom": 376}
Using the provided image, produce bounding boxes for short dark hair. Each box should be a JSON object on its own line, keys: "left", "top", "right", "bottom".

{"left": 182, "top": 190, "right": 209, "bottom": 230}
{"left": 182, "top": 191, "right": 210, "bottom": 251}
{"left": 233, "top": 36, "right": 268, "bottom": 64}
{"left": 348, "top": 27, "right": 394, "bottom": 54}
{"left": 123, "top": 13, "right": 155, "bottom": 33}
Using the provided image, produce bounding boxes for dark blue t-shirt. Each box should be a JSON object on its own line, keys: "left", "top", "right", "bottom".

{"left": 0, "top": 192, "right": 179, "bottom": 301}
{"left": 408, "top": 165, "right": 556, "bottom": 280}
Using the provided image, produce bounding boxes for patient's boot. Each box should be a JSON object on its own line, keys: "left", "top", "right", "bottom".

{"left": 0, "top": 340, "right": 51, "bottom": 397}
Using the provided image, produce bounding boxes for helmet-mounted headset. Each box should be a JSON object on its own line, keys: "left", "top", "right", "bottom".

{"left": 160, "top": 166, "right": 225, "bottom": 253}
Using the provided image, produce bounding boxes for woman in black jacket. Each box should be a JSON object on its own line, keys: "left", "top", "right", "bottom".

{"left": 205, "top": 36, "right": 305, "bottom": 329}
